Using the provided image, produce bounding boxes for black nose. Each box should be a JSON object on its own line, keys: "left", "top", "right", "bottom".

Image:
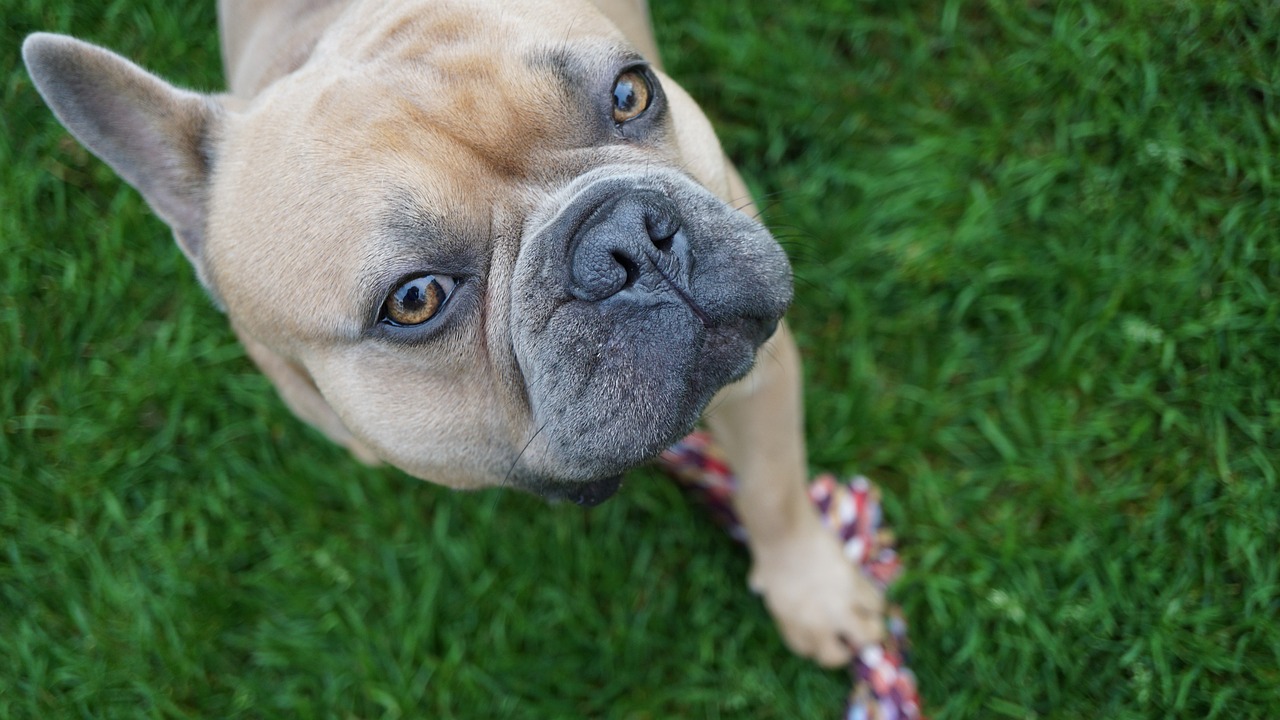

{"left": 568, "top": 189, "right": 683, "bottom": 302}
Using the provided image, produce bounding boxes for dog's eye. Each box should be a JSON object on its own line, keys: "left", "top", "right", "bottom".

{"left": 611, "top": 69, "right": 652, "bottom": 123}
{"left": 381, "top": 274, "right": 456, "bottom": 326}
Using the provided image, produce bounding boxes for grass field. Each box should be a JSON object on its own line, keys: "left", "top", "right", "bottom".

{"left": 3, "top": 0, "right": 1278, "bottom": 717}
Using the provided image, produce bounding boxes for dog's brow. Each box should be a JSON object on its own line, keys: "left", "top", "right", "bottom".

{"left": 533, "top": 48, "right": 579, "bottom": 90}
{"left": 529, "top": 46, "right": 646, "bottom": 91}
{"left": 385, "top": 190, "right": 446, "bottom": 241}
{"left": 357, "top": 191, "right": 477, "bottom": 319}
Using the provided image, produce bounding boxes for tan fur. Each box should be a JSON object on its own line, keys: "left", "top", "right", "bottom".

{"left": 27, "top": 0, "right": 881, "bottom": 667}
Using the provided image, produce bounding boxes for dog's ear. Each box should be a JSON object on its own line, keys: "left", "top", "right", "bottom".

{"left": 22, "top": 32, "right": 223, "bottom": 275}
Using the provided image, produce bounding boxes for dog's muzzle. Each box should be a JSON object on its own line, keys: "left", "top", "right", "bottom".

{"left": 506, "top": 169, "right": 791, "bottom": 498}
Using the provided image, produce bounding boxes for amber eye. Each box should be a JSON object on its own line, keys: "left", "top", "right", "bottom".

{"left": 382, "top": 275, "right": 456, "bottom": 326}
{"left": 611, "top": 69, "right": 652, "bottom": 124}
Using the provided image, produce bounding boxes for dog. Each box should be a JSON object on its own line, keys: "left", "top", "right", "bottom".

{"left": 23, "top": 0, "right": 882, "bottom": 667}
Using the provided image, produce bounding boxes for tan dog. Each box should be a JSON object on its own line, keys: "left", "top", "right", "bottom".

{"left": 23, "top": 0, "right": 881, "bottom": 666}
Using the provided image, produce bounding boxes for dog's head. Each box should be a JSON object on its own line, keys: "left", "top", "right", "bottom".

{"left": 23, "top": 0, "right": 792, "bottom": 504}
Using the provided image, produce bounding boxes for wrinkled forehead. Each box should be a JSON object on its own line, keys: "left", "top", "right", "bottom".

{"left": 325, "top": 0, "right": 631, "bottom": 59}
{"left": 270, "top": 0, "right": 650, "bottom": 190}
{"left": 315, "top": 0, "right": 643, "bottom": 150}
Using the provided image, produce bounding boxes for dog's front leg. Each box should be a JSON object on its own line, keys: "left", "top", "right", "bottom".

{"left": 703, "top": 321, "right": 884, "bottom": 667}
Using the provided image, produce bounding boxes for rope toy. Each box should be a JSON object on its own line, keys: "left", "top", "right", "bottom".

{"left": 657, "top": 431, "right": 925, "bottom": 720}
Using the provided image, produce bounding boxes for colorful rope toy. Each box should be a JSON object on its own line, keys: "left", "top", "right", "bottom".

{"left": 657, "top": 431, "right": 925, "bottom": 720}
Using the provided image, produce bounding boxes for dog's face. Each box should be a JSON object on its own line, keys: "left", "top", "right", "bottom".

{"left": 25, "top": 0, "right": 792, "bottom": 503}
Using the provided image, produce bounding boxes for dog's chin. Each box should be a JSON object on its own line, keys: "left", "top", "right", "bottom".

{"left": 511, "top": 322, "right": 766, "bottom": 507}
{"left": 533, "top": 474, "right": 625, "bottom": 507}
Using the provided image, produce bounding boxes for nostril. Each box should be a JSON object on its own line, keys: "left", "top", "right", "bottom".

{"left": 611, "top": 250, "right": 640, "bottom": 289}
{"left": 644, "top": 199, "right": 681, "bottom": 253}
{"left": 568, "top": 188, "right": 687, "bottom": 302}
{"left": 650, "top": 228, "right": 674, "bottom": 253}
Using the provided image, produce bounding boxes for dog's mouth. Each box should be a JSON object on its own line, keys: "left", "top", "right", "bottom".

{"left": 503, "top": 168, "right": 791, "bottom": 498}
{"left": 535, "top": 474, "right": 624, "bottom": 507}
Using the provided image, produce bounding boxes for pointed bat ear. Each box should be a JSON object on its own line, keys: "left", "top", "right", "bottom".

{"left": 23, "top": 32, "right": 225, "bottom": 280}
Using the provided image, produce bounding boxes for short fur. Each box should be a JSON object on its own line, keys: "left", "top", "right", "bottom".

{"left": 23, "top": 0, "right": 882, "bottom": 667}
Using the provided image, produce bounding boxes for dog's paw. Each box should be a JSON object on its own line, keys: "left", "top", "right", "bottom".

{"left": 748, "top": 527, "right": 885, "bottom": 667}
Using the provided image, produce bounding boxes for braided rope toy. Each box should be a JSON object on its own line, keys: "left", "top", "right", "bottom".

{"left": 657, "top": 431, "right": 925, "bottom": 720}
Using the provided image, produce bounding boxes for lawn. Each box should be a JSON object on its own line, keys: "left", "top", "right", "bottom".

{"left": 3, "top": 0, "right": 1277, "bottom": 718}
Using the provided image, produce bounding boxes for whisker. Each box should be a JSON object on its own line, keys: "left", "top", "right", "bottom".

{"left": 502, "top": 419, "right": 552, "bottom": 490}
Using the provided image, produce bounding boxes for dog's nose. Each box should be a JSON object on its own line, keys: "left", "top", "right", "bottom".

{"left": 568, "top": 189, "right": 683, "bottom": 302}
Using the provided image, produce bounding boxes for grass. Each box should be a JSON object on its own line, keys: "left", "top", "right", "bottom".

{"left": 2, "top": 0, "right": 1277, "bottom": 717}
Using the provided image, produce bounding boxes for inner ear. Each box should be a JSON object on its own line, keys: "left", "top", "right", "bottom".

{"left": 22, "top": 32, "right": 224, "bottom": 277}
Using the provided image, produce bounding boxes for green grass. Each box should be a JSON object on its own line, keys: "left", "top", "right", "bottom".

{"left": 3, "top": 0, "right": 1277, "bottom": 717}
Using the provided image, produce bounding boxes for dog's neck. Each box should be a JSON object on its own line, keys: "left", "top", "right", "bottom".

{"left": 218, "top": 0, "right": 349, "bottom": 98}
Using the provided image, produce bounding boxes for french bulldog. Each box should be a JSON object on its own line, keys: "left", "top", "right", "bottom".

{"left": 23, "top": 0, "right": 882, "bottom": 667}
